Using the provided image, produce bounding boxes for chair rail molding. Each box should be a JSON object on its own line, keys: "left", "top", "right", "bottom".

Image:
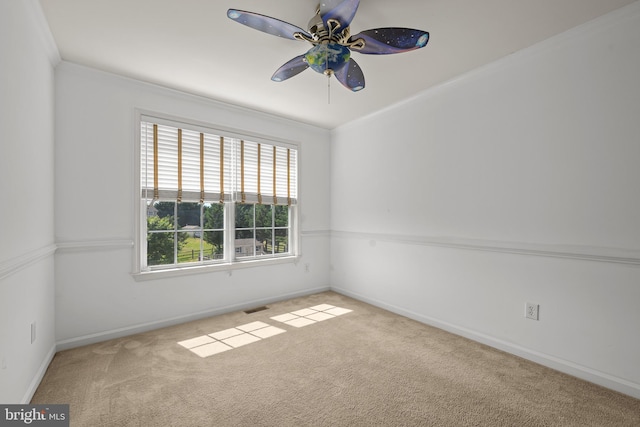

{"left": 55, "top": 238, "right": 134, "bottom": 253}
{"left": 0, "top": 244, "right": 57, "bottom": 281}
{"left": 331, "top": 230, "right": 640, "bottom": 265}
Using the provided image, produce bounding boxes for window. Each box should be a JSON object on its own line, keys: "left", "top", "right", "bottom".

{"left": 137, "top": 114, "right": 298, "bottom": 274}
{"left": 146, "top": 202, "right": 224, "bottom": 266}
{"left": 235, "top": 204, "right": 290, "bottom": 258}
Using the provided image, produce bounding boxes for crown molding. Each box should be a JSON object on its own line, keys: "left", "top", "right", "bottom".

{"left": 24, "top": 0, "right": 61, "bottom": 67}
{"left": 336, "top": 0, "right": 640, "bottom": 133}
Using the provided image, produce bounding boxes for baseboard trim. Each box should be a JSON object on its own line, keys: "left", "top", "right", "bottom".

{"left": 331, "top": 230, "right": 640, "bottom": 265}
{"left": 56, "top": 286, "right": 331, "bottom": 351}
{"left": 22, "top": 344, "right": 56, "bottom": 404}
{"left": 332, "top": 286, "right": 640, "bottom": 400}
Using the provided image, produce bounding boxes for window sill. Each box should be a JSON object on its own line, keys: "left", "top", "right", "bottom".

{"left": 132, "top": 255, "right": 300, "bottom": 282}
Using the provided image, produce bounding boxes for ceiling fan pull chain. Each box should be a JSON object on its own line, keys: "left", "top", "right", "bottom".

{"left": 326, "top": 51, "right": 331, "bottom": 104}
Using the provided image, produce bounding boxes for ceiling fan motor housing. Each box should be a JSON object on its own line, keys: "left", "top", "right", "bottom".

{"left": 307, "top": 13, "right": 325, "bottom": 37}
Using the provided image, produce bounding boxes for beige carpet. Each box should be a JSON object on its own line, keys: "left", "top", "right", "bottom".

{"left": 32, "top": 291, "right": 640, "bottom": 426}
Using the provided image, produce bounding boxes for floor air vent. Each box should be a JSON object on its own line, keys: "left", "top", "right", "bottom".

{"left": 244, "top": 306, "right": 268, "bottom": 314}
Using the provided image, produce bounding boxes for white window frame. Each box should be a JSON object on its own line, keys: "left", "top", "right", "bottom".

{"left": 132, "top": 110, "right": 300, "bottom": 281}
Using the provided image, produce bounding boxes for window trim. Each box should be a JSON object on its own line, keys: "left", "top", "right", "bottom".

{"left": 132, "top": 109, "right": 301, "bottom": 280}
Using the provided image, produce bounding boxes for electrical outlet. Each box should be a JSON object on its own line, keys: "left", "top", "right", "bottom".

{"left": 1, "top": 355, "right": 6, "bottom": 369}
{"left": 31, "top": 322, "right": 36, "bottom": 344}
{"left": 525, "top": 303, "right": 539, "bottom": 320}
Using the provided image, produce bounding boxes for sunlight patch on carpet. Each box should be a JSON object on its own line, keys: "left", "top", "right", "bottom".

{"left": 177, "top": 304, "right": 352, "bottom": 357}
{"left": 271, "top": 304, "right": 353, "bottom": 328}
{"left": 178, "top": 322, "right": 286, "bottom": 358}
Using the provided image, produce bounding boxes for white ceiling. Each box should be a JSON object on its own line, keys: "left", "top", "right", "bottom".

{"left": 40, "top": 0, "right": 637, "bottom": 129}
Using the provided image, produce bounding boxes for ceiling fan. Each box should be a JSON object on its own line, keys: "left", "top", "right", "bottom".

{"left": 227, "top": 0, "right": 429, "bottom": 92}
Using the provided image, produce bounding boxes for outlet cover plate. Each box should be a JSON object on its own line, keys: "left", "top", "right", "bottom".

{"left": 525, "top": 302, "right": 539, "bottom": 320}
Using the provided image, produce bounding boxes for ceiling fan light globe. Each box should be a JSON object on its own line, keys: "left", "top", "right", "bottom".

{"left": 304, "top": 43, "right": 351, "bottom": 75}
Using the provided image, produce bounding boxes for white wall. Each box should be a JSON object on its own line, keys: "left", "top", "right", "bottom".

{"left": 54, "top": 62, "right": 332, "bottom": 347}
{"left": 6, "top": 0, "right": 639, "bottom": 404}
{"left": 330, "top": 2, "right": 640, "bottom": 398}
{"left": 0, "top": 0, "right": 58, "bottom": 403}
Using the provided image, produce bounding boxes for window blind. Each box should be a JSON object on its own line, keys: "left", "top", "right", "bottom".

{"left": 237, "top": 140, "right": 297, "bottom": 205}
{"left": 141, "top": 118, "right": 297, "bottom": 206}
{"left": 141, "top": 121, "right": 233, "bottom": 203}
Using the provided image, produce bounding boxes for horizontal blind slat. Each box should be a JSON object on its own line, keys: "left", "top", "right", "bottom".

{"left": 141, "top": 120, "right": 297, "bottom": 206}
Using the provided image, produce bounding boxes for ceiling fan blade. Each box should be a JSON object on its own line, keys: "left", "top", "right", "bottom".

{"left": 271, "top": 55, "right": 309, "bottom": 82}
{"left": 319, "top": 0, "right": 343, "bottom": 15}
{"left": 350, "top": 28, "right": 429, "bottom": 54}
{"left": 227, "top": 9, "right": 311, "bottom": 40}
{"left": 321, "top": 0, "right": 360, "bottom": 31}
{"left": 334, "top": 58, "right": 365, "bottom": 92}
